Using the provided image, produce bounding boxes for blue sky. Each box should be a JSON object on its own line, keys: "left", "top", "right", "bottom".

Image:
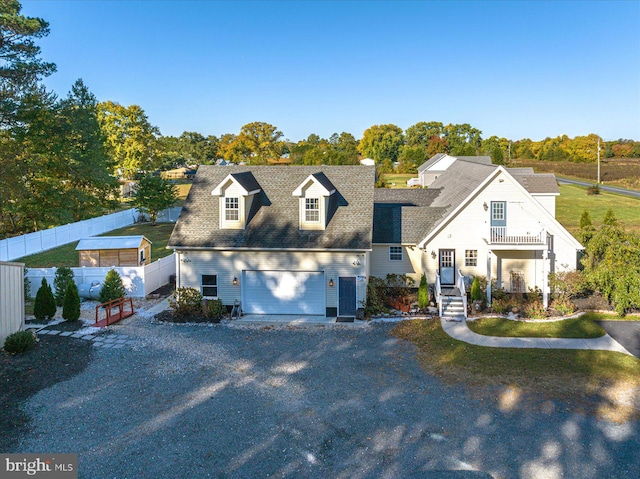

{"left": 21, "top": 0, "right": 640, "bottom": 142}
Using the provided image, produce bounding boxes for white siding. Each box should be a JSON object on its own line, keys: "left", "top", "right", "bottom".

{"left": 369, "top": 245, "right": 424, "bottom": 282}
{"left": 0, "top": 261, "right": 25, "bottom": 347}
{"left": 421, "top": 169, "right": 581, "bottom": 290}
{"left": 178, "top": 250, "right": 368, "bottom": 312}
{"left": 532, "top": 194, "right": 556, "bottom": 217}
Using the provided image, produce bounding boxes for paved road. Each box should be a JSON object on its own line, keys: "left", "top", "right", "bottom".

{"left": 557, "top": 177, "right": 640, "bottom": 199}
{"left": 13, "top": 320, "right": 640, "bottom": 478}
{"left": 597, "top": 320, "right": 640, "bottom": 358}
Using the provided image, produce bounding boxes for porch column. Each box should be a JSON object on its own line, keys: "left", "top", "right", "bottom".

{"left": 486, "top": 250, "right": 492, "bottom": 307}
{"left": 542, "top": 248, "right": 548, "bottom": 309}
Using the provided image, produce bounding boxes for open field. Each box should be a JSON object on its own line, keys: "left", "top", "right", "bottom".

{"left": 17, "top": 223, "right": 175, "bottom": 268}
{"left": 512, "top": 158, "right": 640, "bottom": 189}
{"left": 380, "top": 173, "right": 416, "bottom": 188}
{"left": 556, "top": 184, "right": 640, "bottom": 234}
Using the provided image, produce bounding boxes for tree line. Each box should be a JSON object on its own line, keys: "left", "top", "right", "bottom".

{"left": 1, "top": 1, "right": 638, "bottom": 238}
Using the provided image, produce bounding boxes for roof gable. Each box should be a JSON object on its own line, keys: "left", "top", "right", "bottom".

{"left": 211, "top": 171, "right": 261, "bottom": 196}
{"left": 169, "top": 166, "right": 375, "bottom": 250}
{"left": 292, "top": 172, "right": 336, "bottom": 197}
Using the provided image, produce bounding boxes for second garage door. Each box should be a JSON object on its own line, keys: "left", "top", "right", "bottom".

{"left": 242, "top": 270, "right": 325, "bottom": 315}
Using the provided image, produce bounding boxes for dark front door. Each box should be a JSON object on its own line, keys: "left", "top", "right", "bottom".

{"left": 439, "top": 249, "right": 455, "bottom": 285}
{"left": 338, "top": 277, "right": 357, "bottom": 316}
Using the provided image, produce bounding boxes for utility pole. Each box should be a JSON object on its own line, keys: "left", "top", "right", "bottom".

{"left": 597, "top": 137, "right": 601, "bottom": 184}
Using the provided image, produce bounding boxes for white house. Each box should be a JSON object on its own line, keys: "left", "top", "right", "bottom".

{"left": 370, "top": 159, "right": 583, "bottom": 316}
{"left": 168, "top": 166, "right": 374, "bottom": 318}
{"left": 414, "top": 153, "right": 493, "bottom": 187}
{"left": 169, "top": 161, "right": 582, "bottom": 319}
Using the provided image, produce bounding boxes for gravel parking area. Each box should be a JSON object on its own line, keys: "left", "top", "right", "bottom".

{"left": 12, "top": 318, "right": 640, "bottom": 479}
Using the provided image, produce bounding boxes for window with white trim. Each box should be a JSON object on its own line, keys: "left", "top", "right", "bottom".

{"left": 225, "top": 197, "right": 239, "bottom": 221}
{"left": 202, "top": 275, "right": 218, "bottom": 297}
{"left": 465, "top": 250, "right": 477, "bottom": 267}
{"left": 389, "top": 246, "right": 403, "bottom": 261}
{"left": 492, "top": 202, "right": 505, "bottom": 222}
{"left": 305, "top": 197, "right": 320, "bottom": 222}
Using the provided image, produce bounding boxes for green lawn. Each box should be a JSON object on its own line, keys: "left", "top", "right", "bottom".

{"left": 380, "top": 173, "right": 417, "bottom": 188}
{"left": 557, "top": 184, "right": 640, "bottom": 234}
{"left": 466, "top": 313, "right": 606, "bottom": 338}
{"left": 392, "top": 319, "right": 640, "bottom": 421}
{"left": 17, "top": 223, "right": 175, "bottom": 268}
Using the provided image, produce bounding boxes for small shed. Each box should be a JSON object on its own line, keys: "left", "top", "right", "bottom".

{"left": 76, "top": 236, "right": 152, "bottom": 267}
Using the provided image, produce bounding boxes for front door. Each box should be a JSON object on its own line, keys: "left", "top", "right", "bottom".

{"left": 338, "top": 277, "right": 357, "bottom": 317}
{"left": 439, "top": 249, "right": 455, "bottom": 285}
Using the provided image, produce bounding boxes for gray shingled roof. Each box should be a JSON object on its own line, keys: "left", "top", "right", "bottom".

{"left": 168, "top": 165, "right": 375, "bottom": 250}
{"left": 373, "top": 189, "right": 447, "bottom": 244}
{"left": 417, "top": 153, "right": 446, "bottom": 173}
{"left": 511, "top": 173, "right": 559, "bottom": 194}
{"left": 507, "top": 167, "right": 535, "bottom": 175}
{"left": 230, "top": 171, "right": 262, "bottom": 192}
{"left": 373, "top": 160, "right": 560, "bottom": 245}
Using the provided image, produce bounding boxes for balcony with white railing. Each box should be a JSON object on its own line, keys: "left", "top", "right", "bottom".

{"left": 489, "top": 227, "right": 546, "bottom": 245}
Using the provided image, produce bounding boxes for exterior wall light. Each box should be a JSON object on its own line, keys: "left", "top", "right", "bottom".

{"left": 329, "top": 278, "right": 334, "bottom": 287}
{"left": 232, "top": 277, "right": 238, "bottom": 286}
{"left": 483, "top": 202, "right": 488, "bottom": 211}
{"left": 431, "top": 250, "right": 437, "bottom": 259}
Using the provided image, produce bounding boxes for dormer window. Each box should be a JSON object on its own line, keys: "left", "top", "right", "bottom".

{"left": 225, "top": 197, "right": 239, "bottom": 221}
{"left": 293, "top": 172, "right": 337, "bottom": 231}
{"left": 212, "top": 172, "right": 262, "bottom": 230}
{"left": 305, "top": 198, "right": 320, "bottom": 222}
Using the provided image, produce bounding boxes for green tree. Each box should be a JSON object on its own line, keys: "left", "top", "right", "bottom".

{"left": 405, "top": 121, "right": 443, "bottom": 147}
{"left": 418, "top": 273, "right": 429, "bottom": 309}
{"left": 359, "top": 124, "right": 404, "bottom": 164}
{"left": 578, "top": 210, "right": 595, "bottom": 246}
{"left": 397, "top": 145, "right": 428, "bottom": 173}
{"left": 62, "top": 278, "right": 80, "bottom": 321}
{"left": 97, "top": 101, "right": 159, "bottom": 178}
{"left": 132, "top": 174, "right": 177, "bottom": 225}
{"left": 53, "top": 266, "right": 75, "bottom": 306}
{"left": 0, "top": 0, "right": 56, "bottom": 128}
{"left": 227, "top": 121, "right": 283, "bottom": 165}
{"left": 581, "top": 209, "right": 640, "bottom": 315}
{"left": 99, "top": 269, "right": 126, "bottom": 303}
{"left": 443, "top": 123, "right": 482, "bottom": 155}
{"left": 33, "top": 277, "right": 56, "bottom": 321}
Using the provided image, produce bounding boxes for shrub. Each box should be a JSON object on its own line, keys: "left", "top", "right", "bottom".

{"left": 490, "top": 299, "right": 511, "bottom": 314}
{"left": 205, "top": 299, "right": 227, "bottom": 320}
{"left": 54, "top": 267, "right": 75, "bottom": 307}
{"left": 365, "top": 276, "right": 387, "bottom": 316}
{"left": 169, "top": 287, "right": 203, "bottom": 316}
{"left": 551, "top": 297, "right": 576, "bottom": 316}
{"left": 549, "top": 271, "right": 590, "bottom": 299}
{"left": 99, "top": 269, "right": 126, "bottom": 303}
{"left": 587, "top": 184, "right": 600, "bottom": 195}
{"left": 3, "top": 330, "right": 36, "bottom": 355}
{"left": 24, "top": 267, "right": 31, "bottom": 299}
{"left": 418, "top": 273, "right": 429, "bottom": 309}
{"left": 524, "top": 301, "right": 547, "bottom": 319}
{"left": 470, "top": 277, "right": 483, "bottom": 302}
{"left": 62, "top": 279, "right": 81, "bottom": 321}
{"left": 33, "top": 278, "right": 56, "bottom": 321}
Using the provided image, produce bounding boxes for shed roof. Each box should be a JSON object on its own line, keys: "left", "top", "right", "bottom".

{"left": 76, "top": 236, "right": 150, "bottom": 251}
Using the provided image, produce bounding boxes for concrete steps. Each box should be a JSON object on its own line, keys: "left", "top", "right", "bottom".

{"left": 441, "top": 296, "right": 466, "bottom": 321}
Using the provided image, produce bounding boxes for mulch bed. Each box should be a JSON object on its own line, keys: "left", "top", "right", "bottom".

{"left": 154, "top": 310, "right": 222, "bottom": 324}
{"left": 0, "top": 334, "right": 94, "bottom": 452}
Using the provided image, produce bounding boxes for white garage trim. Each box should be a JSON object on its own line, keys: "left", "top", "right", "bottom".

{"left": 241, "top": 270, "right": 325, "bottom": 316}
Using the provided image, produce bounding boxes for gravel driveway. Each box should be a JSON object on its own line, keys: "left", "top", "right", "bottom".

{"left": 14, "top": 318, "right": 640, "bottom": 479}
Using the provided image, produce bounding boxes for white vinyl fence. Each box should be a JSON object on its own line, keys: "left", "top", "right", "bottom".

{"left": 1, "top": 261, "right": 25, "bottom": 347}
{"left": 0, "top": 206, "right": 183, "bottom": 262}
{"left": 26, "top": 253, "right": 176, "bottom": 299}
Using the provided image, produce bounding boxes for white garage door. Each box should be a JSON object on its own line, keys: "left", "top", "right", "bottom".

{"left": 242, "top": 270, "right": 325, "bottom": 315}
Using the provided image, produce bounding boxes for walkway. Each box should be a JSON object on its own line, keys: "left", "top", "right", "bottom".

{"left": 440, "top": 318, "right": 634, "bottom": 356}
